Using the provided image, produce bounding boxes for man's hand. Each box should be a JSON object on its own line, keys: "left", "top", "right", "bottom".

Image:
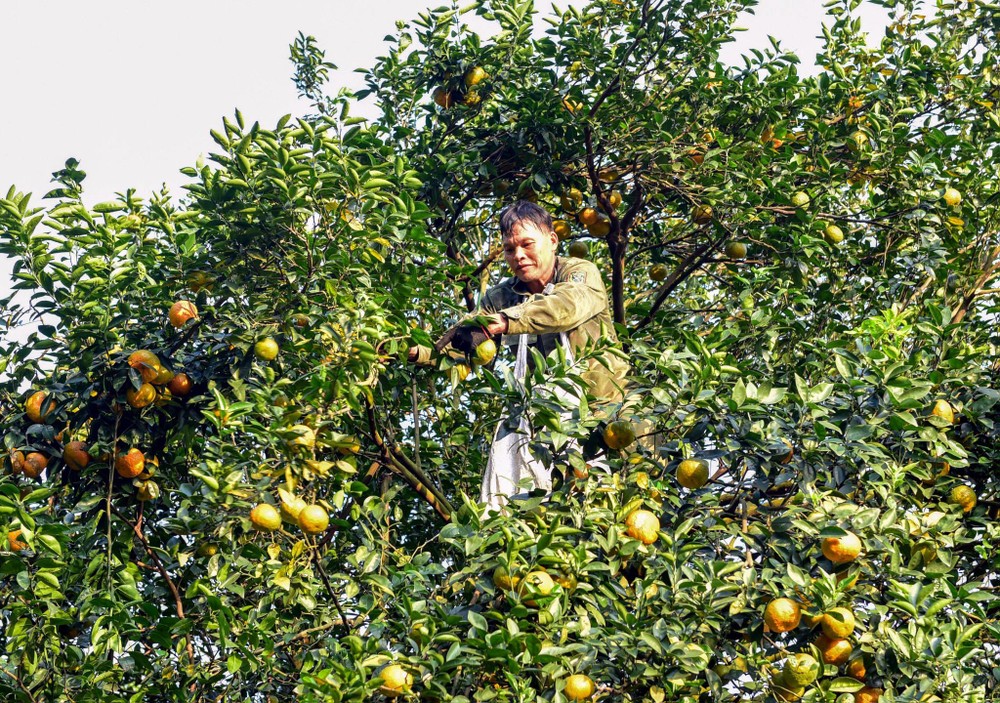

{"left": 452, "top": 325, "right": 491, "bottom": 354}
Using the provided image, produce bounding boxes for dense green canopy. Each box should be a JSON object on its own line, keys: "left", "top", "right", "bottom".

{"left": 1, "top": 1, "right": 998, "bottom": 701}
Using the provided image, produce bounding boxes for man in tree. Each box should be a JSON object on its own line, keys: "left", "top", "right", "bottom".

{"left": 409, "top": 200, "right": 629, "bottom": 511}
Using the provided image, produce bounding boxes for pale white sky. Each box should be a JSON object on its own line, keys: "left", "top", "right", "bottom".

{"left": 0, "top": 0, "right": 891, "bottom": 269}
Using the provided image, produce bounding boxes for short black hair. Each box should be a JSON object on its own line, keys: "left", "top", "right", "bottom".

{"left": 498, "top": 200, "right": 553, "bottom": 239}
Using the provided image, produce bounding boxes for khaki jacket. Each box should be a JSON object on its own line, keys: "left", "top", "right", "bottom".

{"left": 416, "top": 257, "right": 629, "bottom": 402}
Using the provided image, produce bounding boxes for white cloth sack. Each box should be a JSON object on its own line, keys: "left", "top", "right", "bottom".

{"left": 480, "top": 285, "right": 580, "bottom": 513}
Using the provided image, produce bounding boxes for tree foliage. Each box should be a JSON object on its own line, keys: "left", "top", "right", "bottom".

{"left": 1, "top": 1, "right": 998, "bottom": 701}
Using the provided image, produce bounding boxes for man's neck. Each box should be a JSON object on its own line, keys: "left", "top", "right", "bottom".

{"left": 522, "top": 258, "right": 558, "bottom": 294}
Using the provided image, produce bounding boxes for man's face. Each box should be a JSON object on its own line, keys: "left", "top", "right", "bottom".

{"left": 503, "top": 220, "right": 560, "bottom": 291}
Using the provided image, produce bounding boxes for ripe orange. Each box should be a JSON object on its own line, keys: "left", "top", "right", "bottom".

{"left": 855, "top": 686, "right": 882, "bottom": 703}
{"left": 63, "top": 441, "right": 90, "bottom": 471}
{"left": 8, "top": 530, "right": 27, "bottom": 551}
{"left": 553, "top": 219, "right": 572, "bottom": 240}
{"left": 949, "top": 485, "right": 977, "bottom": 514}
{"left": 625, "top": 509, "right": 660, "bottom": 544}
{"left": 942, "top": 188, "right": 961, "bottom": 207}
{"left": 250, "top": 504, "right": 282, "bottom": 532}
{"left": 587, "top": 218, "right": 611, "bottom": 237}
{"left": 676, "top": 458, "right": 709, "bottom": 489}
{"left": 128, "top": 350, "right": 163, "bottom": 383}
{"left": 763, "top": 598, "right": 801, "bottom": 633}
{"left": 815, "top": 634, "right": 852, "bottom": 665}
{"left": 168, "top": 300, "right": 198, "bottom": 328}
{"left": 930, "top": 399, "right": 955, "bottom": 424}
{"left": 464, "top": 66, "right": 488, "bottom": 87}
{"left": 432, "top": 86, "right": 454, "bottom": 108}
{"left": 25, "top": 391, "right": 56, "bottom": 424}
{"left": 602, "top": 420, "right": 636, "bottom": 450}
{"left": 607, "top": 190, "right": 622, "bottom": 208}
{"left": 821, "top": 531, "right": 862, "bottom": 564}
{"left": 821, "top": 607, "right": 856, "bottom": 639}
{"left": 168, "top": 373, "right": 193, "bottom": 397}
{"left": 9, "top": 450, "right": 26, "bottom": 475}
{"left": 279, "top": 494, "right": 308, "bottom": 524}
{"left": 847, "top": 657, "right": 867, "bottom": 680}
{"left": 298, "top": 504, "right": 330, "bottom": 534}
{"left": 379, "top": 664, "right": 413, "bottom": 697}
{"left": 126, "top": 383, "right": 157, "bottom": 408}
{"left": 22, "top": 452, "right": 48, "bottom": 479}
{"left": 115, "top": 448, "right": 145, "bottom": 479}
{"left": 577, "top": 207, "right": 599, "bottom": 226}
{"left": 564, "top": 674, "right": 595, "bottom": 700}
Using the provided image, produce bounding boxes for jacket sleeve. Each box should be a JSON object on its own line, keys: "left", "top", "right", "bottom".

{"left": 501, "top": 261, "right": 609, "bottom": 335}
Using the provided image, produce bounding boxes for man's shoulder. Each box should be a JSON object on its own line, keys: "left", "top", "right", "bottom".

{"left": 556, "top": 256, "right": 601, "bottom": 283}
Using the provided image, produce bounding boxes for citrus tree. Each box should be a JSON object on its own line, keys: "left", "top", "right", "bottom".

{"left": 2, "top": 1, "right": 999, "bottom": 702}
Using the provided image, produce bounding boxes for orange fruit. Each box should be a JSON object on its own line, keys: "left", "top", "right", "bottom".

{"left": 9, "top": 450, "right": 26, "bottom": 475}
{"left": 298, "top": 504, "right": 330, "bottom": 534}
{"left": 577, "top": 207, "right": 599, "bottom": 226}
{"left": 186, "top": 271, "right": 215, "bottom": 292}
{"left": 379, "top": 664, "right": 413, "bottom": 697}
{"left": 168, "top": 300, "right": 198, "bottom": 328}
{"left": 464, "top": 66, "right": 488, "bottom": 87}
{"left": 432, "top": 86, "right": 454, "bottom": 108}
{"left": 649, "top": 263, "right": 668, "bottom": 281}
{"left": 136, "top": 480, "right": 160, "bottom": 501}
{"left": 607, "top": 190, "right": 622, "bottom": 208}
{"left": 821, "top": 531, "right": 862, "bottom": 564}
{"left": 250, "top": 503, "right": 282, "bottom": 531}
{"left": 553, "top": 220, "right": 572, "bottom": 240}
{"left": 22, "top": 452, "right": 48, "bottom": 479}
{"left": 625, "top": 509, "right": 660, "bottom": 544}
{"left": 287, "top": 424, "right": 316, "bottom": 452}
{"left": 567, "top": 241, "right": 589, "bottom": 258}
{"left": 676, "top": 458, "right": 709, "bottom": 490}
{"left": 126, "top": 383, "right": 157, "bottom": 409}
{"left": 773, "top": 681, "right": 805, "bottom": 701}
{"left": 168, "top": 373, "right": 193, "bottom": 397}
{"left": 763, "top": 598, "right": 801, "bottom": 633}
{"left": 942, "top": 188, "right": 961, "bottom": 207}
{"left": 63, "top": 441, "right": 90, "bottom": 471}
{"left": 115, "top": 448, "right": 145, "bottom": 479}
{"left": 821, "top": 607, "right": 856, "bottom": 639}
{"left": 782, "top": 653, "right": 820, "bottom": 687}
{"left": 847, "top": 657, "right": 867, "bottom": 680}
{"left": 855, "top": 686, "right": 882, "bottom": 703}
{"left": 128, "top": 350, "right": 163, "bottom": 383}
{"left": 816, "top": 634, "right": 852, "bottom": 665}
{"left": 824, "top": 224, "right": 845, "bottom": 244}
{"left": 564, "top": 674, "right": 595, "bottom": 700}
{"left": 602, "top": 420, "right": 636, "bottom": 450}
{"left": 25, "top": 391, "right": 56, "bottom": 424}
{"left": 587, "top": 218, "right": 610, "bottom": 237}
{"left": 8, "top": 529, "right": 27, "bottom": 552}
{"left": 930, "top": 399, "right": 954, "bottom": 424}
{"left": 949, "top": 485, "right": 977, "bottom": 514}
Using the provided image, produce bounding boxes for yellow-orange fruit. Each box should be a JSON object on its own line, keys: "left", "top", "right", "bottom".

{"left": 22, "top": 452, "right": 48, "bottom": 479}
{"left": 128, "top": 350, "right": 162, "bottom": 383}
{"left": 8, "top": 530, "right": 27, "bottom": 552}
{"left": 603, "top": 420, "right": 636, "bottom": 450}
{"left": 563, "top": 674, "right": 595, "bottom": 700}
{"left": 168, "top": 300, "right": 198, "bottom": 328}
{"left": 168, "top": 373, "right": 192, "bottom": 397}
{"left": 379, "top": 664, "right": 413, "bottom": 697}
{"left": 763, "top": 598, "right": 801, "bottom": 633}
{"left": 625, "top": 509, "right": 660, "bottom": 545}
{"left": 63, "top": 441, "right": 90, "bottom": 471}
{"left": 821, "top": 607, "right": 856, "bottom": 639}
{"left": 855, "top": 686, "right": 882, "bottom": 703}
{"left": 298, "top": 504, "right": 330, "bottom": 534}
{"left": 126, "top": 383, "right": 157, "bottom": 408}
{"left": 577, "top": 207, "right": 599, "bottom": 226}
{"left": 816, "top": 634, "right": 853, "bottom": 666}
{"left": 25, "top": 391, "right": 56, "bottom": 424}
{"left": 847, "top": 657, "right": 867, "bottom": 680}
{"left": 115, "top": 448, "right": 145, "bottom": 479}
{"left": 821, "top": 531, "right": 862, "bottom": 564}
{"left": 250, "top": 503, "right": 282, "bottom": 532}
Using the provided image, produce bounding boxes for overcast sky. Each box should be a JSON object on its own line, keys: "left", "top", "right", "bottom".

{"left": 0, "top": 0, "right": 892, "bottom": 297}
